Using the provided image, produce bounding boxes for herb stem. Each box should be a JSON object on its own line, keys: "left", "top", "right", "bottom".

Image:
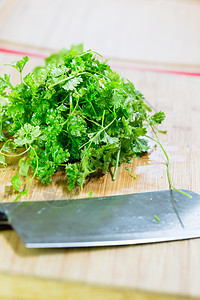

{"left": 112, "top": 149, "right": 121, "bottom": 181}
{"left": 128, "top": 172, "right": 137, "bottom": 179}
{"left": 50, "top": 70, "right": 109, "bottom": 89}
{"left": 154, "top": 215, "right": 160, "bottom": 222}
{"left": 20, "top": 72, "right": 23, "bottom": 83}
{"left": 79, "top": 117, "right": 116, "bottom": 149}
{"left": 69, "top": 93, "right": 73, "bottom": 114}
{"left": 1, "top": 146, "right": 31, "bottom": 157}
{"left": 86, "top": 98, "right": 97, "bottom": 116}
{"left": 83, "top": 116, "right": 101, "bottom": 127}
{"left": 146, "top": 130, "right": 192, "bottom": 198}
{"left": 79, "top": 50, "right": 103, "bottom": 58}
{"left": 49, "top": 74, "right": 76, "bottom": 88}
{"left": 29, "top": 145, "right": 38, "bottom": 181}
{"left": 61, "top": 97, "right": 80, "bottom": 128}
{"left": 0, "top": 100, "right": 2, "bottom": 131}
{"left": 102, "top": 110, "right": 105, "bottom": 127}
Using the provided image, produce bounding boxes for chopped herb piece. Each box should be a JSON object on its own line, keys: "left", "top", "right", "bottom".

{"left": 128, "top": 172, "right": 137, "bottom": 179}
{"left": 125, "top": 167, "right": 132, "bottom": 171}
{"left": 154, "top": 215, "right": 160, "bottom": 222}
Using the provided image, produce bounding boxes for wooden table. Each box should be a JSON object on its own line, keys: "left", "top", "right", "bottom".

{"left": 0, "top": 0, "right": 200, "bottom": 299}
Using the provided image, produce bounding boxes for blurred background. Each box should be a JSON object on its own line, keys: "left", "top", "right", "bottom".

{"left": 0, "top": 0, "right": 200, "bottom": 67}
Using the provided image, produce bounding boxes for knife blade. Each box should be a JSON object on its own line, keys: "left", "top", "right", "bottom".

{"left": 0, "top": 189, "right": 200, "bottom": 248}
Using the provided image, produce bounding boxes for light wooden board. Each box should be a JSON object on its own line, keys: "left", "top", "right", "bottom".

{"left": 0, "top": 49, "right": 200, "bottom": 298}
{"left": 1, "top": 272, "right": 198, "bottom": 300}
{"left": 0, "top": 0, "right": 200, "bottom": 66}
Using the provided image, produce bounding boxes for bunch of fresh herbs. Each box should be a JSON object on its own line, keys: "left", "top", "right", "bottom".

{"left": 0, "top": 44, "right": 178, "bottom": 200}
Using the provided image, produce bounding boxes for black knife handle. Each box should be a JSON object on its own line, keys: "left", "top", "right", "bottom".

{"left": 0, "top": 209, "right": 12, "bottom": 230}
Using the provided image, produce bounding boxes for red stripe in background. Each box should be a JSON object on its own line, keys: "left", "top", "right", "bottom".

{"left": 0, "top": 47, "right": 47, "bottom": 59}
{"left": 1, "top": 46, "right": 200, "bottom": 77}
{"left": 109, "top": 62, "right": 200, "bottom": 77}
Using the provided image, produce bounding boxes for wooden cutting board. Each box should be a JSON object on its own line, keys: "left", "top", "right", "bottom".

{"left": 0, "top": 49, "right": 200, "bottom": 299}
{"left": 1, "top": 0, "right": 200, "bottom": 297}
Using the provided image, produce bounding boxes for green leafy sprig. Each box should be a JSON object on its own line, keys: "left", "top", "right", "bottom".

{"left": 0, "top": 44, "right": 187, "bottom": 199}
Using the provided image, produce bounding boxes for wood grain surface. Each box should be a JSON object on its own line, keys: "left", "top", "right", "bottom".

{"left": 0, "top": 48, "right": 200, "bottom": 298}
{"left": 1, "top": 272, "right": 198, "bottom": 300}
{"left": 0, "top": 0, "right": 200, "bottom": 298}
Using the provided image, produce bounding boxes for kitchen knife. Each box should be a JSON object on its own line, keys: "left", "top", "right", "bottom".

{"left": 0, "top": 189, "right": 200, "bottom": 248}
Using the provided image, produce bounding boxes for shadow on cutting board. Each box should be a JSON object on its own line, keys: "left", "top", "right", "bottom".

{"left": 1, "top": 229, "right": 124, "bottom": 257}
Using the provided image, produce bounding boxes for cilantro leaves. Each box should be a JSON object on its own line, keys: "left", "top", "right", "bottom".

{"left": 0, "top": 44, "right": 166, "bottom": 198}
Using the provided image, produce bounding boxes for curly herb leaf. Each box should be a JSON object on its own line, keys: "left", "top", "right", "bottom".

{"left": 11, "top": 173, "right": 23, "bottom": 192}
{"left": 14, "top": 124, "right": 41, "bottom": 146}
{"left": 19, "top": 157, "right": 31, "bottom": 177}
{"left": 6, "top": 56, "right": 29, "bottom": 74}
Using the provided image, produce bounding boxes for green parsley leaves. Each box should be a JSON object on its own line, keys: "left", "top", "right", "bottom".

{"left": 0, "top": 44, "right": 166, "bottom": 198}
{"left": 14, "top": 124, "right": 41, "bottom": 146}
